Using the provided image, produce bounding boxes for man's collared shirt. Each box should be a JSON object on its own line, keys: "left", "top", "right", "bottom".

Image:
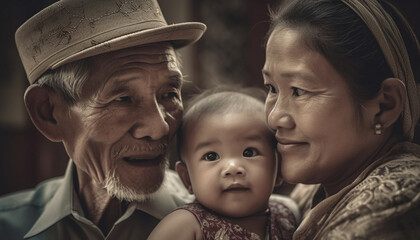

{"left": 0, "top": 160, "right": 194, "bottom": 240}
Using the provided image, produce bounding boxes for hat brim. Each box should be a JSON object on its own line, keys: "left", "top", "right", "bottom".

{"left": 51, "top": 22, "right": 206, "bottom": 69}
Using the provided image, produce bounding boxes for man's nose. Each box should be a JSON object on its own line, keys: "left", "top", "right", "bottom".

{"left": 221, "top": 159, "right": 246, "bottom": 178}
{"left": 130, "top": 100, "right": 170, "bottom": 140}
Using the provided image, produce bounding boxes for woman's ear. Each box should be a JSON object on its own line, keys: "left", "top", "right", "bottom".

{"left": 24, "top": 84, "right": 66, "bottom": 142}
{"left": 175, "top": 161, "right": 193, "bottom": 194}
{"left": 373, "top": 78, "right": 406, "bottom": 129}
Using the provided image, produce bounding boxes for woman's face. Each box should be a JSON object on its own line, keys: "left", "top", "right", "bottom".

{"left": 263, "top": 27, "right": 379, "bottom": 192}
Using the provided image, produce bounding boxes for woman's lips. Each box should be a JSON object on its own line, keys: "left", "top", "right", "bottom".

{"left": 276, "top": 141, "right": 308, "bottom": 152}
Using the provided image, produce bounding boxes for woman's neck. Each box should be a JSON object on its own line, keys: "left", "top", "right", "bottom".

{"left": 323, "top": 135, "right": 400, "bottom": 197}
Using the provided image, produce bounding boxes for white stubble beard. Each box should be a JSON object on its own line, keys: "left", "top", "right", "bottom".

{"left": 102, "top": 158, "right": 167, "bottom": 202}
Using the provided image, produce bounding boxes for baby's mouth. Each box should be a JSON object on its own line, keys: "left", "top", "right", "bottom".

{"left": 223, "top": 183, "right": 250, "bottom": 193}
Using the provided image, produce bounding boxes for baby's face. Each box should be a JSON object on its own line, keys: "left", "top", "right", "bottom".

{"left": 181, "top": 112, "right": 278, "bottom": 217}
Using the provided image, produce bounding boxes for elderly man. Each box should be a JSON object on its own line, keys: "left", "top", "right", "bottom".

{"left": 0, "top": 0, "right": 205, "bottom": 239}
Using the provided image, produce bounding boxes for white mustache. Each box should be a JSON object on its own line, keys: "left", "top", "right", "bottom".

{"left": 113, "top": 141, "right": 168, "bottom": 159}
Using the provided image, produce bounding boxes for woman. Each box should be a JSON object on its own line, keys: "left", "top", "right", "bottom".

{"left": 263, "top": 0, "right": 420, "bottom": 239}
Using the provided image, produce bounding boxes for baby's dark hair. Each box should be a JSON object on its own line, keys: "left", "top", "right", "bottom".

{"left": 177, "top": 85, "right": 269, "bottom": 162}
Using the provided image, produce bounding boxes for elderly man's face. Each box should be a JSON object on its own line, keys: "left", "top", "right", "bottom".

{"left": 61, "top": 43, "right": 183, "bottom": 201}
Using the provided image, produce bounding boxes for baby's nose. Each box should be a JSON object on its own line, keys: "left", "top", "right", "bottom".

{"left": 222, "top": 160, "right": 246, "bottom": 177}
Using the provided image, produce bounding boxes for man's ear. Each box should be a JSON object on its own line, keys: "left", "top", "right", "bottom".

{"left": 175, "top": 161, "right": 193, "bottom": 194}
{"left": 24, "top": 84, "right": 66, "bottom": 142}
{"left": 372, "top": 78, "right": 406, "bottom": 129}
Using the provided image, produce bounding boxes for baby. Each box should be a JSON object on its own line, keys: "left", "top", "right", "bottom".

{"left": 148, "top": 87, "right": 298, "bottom": 240}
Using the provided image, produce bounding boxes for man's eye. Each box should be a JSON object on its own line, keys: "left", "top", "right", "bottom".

{"left": 113, "top": 96, "right": 131, "bottom": 102}
{"left": 202, "top": 152, "right": 220, "bottom": 161}
{"left": 265, "top": 84, "right": 277, "bottom": 94}
{"left": 243, "top": 148, "right": 258, "bottom": 158}
{"left": 292, "top": 87, "right": 307, "bottom": 97}
{"left": 163, "top": 91, "right": 180, "bottom": 99}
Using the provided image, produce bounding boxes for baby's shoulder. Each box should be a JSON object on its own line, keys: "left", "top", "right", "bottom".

{"left": 165, "top": 208, "right": 200, "bottom": 225}
{"left": 148, "top": 208, "right": 202, "bottom": 240}
{"left": 269, "top": 194, "right": 301, "bottom": 223}
{"left": 269, "top": 196, "right": 299, "bottom": 239}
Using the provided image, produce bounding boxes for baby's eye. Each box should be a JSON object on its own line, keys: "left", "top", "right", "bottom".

{"left": 202, "top": 152, "right": 220, "bottom": 161}
{"left": 243, "top": 148, "right": 258, "bottom": 158}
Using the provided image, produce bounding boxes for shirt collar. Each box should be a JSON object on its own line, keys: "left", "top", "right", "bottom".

{"left": 24, "top": 160, "right": 194, "bottom": 238}
{"left": 25, "top": 160, "right": 76, "bottom": 238}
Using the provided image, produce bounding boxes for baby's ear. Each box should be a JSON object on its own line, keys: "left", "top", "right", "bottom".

{"left": 175, "top": 161, "right": 193, "bottom": 194}
{"left": 274, "top": 151, "right": 284, "bottom": 187}
{"left": 275, "top": 174, "right": 284, "bottom": 187}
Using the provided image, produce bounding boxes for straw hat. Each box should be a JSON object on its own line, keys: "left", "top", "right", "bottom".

{"left": 15, "top": 0, "right": 206, "bottom": 83}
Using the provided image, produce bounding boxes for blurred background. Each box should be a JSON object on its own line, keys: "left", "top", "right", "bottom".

{"left": 0, "top": 0, "right": 419, "bottom": 196}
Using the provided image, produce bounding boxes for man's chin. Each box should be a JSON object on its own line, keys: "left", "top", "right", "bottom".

{"left": 103, "top": 168, "right": 165, "bottom": 202}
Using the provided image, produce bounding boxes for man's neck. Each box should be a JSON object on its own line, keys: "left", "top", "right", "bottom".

{"left": 75, "top": 169, "right": 125, "bottom": 235}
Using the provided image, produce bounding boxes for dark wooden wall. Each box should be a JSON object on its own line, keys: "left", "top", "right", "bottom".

{"left": 1, "top": 0, "right": 419, "bottom": 196}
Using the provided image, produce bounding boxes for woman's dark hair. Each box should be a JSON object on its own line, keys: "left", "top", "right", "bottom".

{"left": 267, "top": 0, "right": 420, "bottom": 137}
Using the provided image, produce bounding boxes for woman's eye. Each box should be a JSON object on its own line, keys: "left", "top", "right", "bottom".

{"left": 202, "top": 152, "right": 220, "bottom": 161}
{"left": 243, "top": 148, "right": 258, "bottom": 158}
{"left": 114, "top": 96, "right": 131, "bottom": 102}
{"left": 292, "top": 87, "right": 307, "bottom": 97}
{"left": 265, "top": 84, "right": 277, "bottom": 94}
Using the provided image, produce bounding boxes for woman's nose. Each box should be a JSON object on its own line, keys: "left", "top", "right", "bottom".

{"left": 266, "top": 101, "right": 295, "bottom": 130}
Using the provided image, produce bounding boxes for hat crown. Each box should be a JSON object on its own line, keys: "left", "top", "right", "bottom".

{"left": 16, "top": 0, "right": 205, "bottom": 83}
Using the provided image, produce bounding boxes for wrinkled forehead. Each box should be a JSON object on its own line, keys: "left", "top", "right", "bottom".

{"left": 91, "top": 42, "right": 179, "bottom": 69}
{"left": 82, "top": 42, "right": 181, "bottom": 95}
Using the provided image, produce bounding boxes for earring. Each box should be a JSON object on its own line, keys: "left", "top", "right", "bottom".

{"left": 374, "top": 123, "right": 383, "bottom": 135}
